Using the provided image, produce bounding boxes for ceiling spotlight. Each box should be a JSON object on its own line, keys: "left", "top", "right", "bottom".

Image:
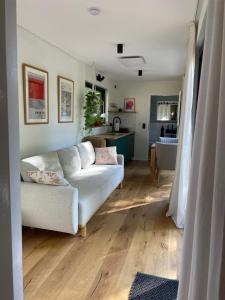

{"left": 138, "top": 70, "right": 143, "bottom": 77}
{"left": 88, "top": 7, "right": 101, "bottom": 16}
{"left": 117, "top": 44, "right": 124, "bottom": 54}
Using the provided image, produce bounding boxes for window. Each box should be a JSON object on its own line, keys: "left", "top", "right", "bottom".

{"left": 157, "top": 101, "right": 178, "bottom": 121}
{"left": 85, "top": 81, "right": 93, "bottom": 90}
{"left": 95, "top": 85, "right": 106, "bottom": 115}
{"left": 85, "top": 81, "right": 106, "bottom": 116}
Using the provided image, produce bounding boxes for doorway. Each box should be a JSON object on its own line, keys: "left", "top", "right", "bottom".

{"left": 148, "top": 95, "right": 179, "bottom": 158}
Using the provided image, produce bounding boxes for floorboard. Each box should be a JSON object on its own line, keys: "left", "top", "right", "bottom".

{"left": 23, "top": 161, "right": 182, "bottom": 300}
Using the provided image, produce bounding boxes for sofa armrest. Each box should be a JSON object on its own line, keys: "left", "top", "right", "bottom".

{"left": 117, "top": 154, "right": 124, "bottom": 166}
{"left": 21, "top": 182, "right": 78, "bottom": 234}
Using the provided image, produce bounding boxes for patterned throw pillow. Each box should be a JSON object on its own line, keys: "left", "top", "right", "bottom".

{"left": 95, "top": 147, "right": 118, "bottom": 165}
{"left": 27, "top": 171, "right": 70, "bottom": 186}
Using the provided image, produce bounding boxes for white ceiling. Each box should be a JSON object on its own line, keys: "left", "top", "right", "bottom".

{"left": 17, "top": 0, "right": 197, "bottom": 81}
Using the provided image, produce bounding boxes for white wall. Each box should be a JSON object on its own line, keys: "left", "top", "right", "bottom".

{"left": 17, "top": 26, "right": 117, "bottom": 157}
{"left": 113, "top": 79, "right": 182, "bottom": 160}
{"left": 17, "top": 26, "right": 182, "bottom": 161}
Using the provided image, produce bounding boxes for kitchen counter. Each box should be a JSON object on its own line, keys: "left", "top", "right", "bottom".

{"left": 93, "top": 132, "right": 135, "bottom": 141}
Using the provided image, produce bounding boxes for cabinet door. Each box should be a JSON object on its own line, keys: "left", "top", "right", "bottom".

{"left": 107, "top": 139, "right": 116, "bottom": 147}
{"left": 126, "top": 134, "right": 135, "bottom": 160}
{"left": 130, "top": 134, "right": 135, "bottom": 158}
{"left": 117, "top": 138, "right": 128, "bottom": 164}
{"left": 107, "top": 135, "right": 134, "bottom": 164}
{"left": 107, "top": 138, "right": 128, "bottom": 164}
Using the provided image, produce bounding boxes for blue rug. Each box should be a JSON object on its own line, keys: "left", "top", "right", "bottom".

{"left": 129, "top": 272, "right": 179, "bottom": 300}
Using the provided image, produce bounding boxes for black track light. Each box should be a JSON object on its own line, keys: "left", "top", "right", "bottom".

{"left": 117, "top": 44, "right": 123, "bottom": 54}
{"left": 138, "top": 70, "right": 143, "bottom": 77}
{"left": 96, "top": 73, "right": 105, "bottom": 82}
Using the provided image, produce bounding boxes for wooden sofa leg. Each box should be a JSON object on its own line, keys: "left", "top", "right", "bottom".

{"left": 118, "top": 181, "right": 123, "bottom": 189}
{"left": 79, "top": 225, "right": 87, "bottom": 238}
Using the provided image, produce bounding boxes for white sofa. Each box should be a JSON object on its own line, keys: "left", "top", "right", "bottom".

{"left": 20, "top": 142, "right": 124, "bottom": 236}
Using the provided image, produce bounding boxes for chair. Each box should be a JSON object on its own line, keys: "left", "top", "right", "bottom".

{"left": 156, "top": 142, "right": 177, "bottom": 186}
{"left": 82, "top": 136, "right": 106, "bottom": 148}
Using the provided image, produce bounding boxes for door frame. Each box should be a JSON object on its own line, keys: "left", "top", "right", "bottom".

{"left": 147, "top": 93, "right": 181, "bottom": 159}
{"left": 0, "top": 0, "right": 23, "bottom": 299}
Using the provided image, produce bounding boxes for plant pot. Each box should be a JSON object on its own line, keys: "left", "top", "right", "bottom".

{"left": 94, "top": 120, "right": 102, "bottom": 127}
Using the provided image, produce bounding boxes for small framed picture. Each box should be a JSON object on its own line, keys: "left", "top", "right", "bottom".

{"left": 23, "top": 64, "right": 49, "bottom": 124}
{"left": 58, "top": 76, "right": 74, "bottom": 123}
{"left": 124, "top": 98, "right": 135, "bottom": 112}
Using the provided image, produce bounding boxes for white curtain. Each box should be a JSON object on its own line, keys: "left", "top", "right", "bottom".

{"left": 178, "top": 0, "right": 225, "bottom": 299}
{"left": 167, "top": 22, "right": 196, "bottom": 228}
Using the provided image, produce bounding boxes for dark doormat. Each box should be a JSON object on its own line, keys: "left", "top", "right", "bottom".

{"left": 129, "top": 272, "right": 179, "bottom": 300}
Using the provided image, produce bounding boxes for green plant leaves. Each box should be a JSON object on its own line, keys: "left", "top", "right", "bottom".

{"left": 83, "top": 90, "right": 103, "bottom": 133}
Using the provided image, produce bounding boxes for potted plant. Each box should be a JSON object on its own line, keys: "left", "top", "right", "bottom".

{"left": 83, "top": 90, "right": 103, "bottom": 133}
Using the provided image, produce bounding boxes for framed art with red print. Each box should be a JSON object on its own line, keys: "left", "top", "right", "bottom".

{"left": 23, "top": 64, "right": 49, "bottom": 124}
{"left": 124, "top": 98, "right": 136, "bottom": 112}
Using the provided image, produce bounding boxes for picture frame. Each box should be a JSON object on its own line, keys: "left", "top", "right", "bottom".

{"left": 124, "top": 98, "right": 136, "bottom": 112}
{"left": 23, "top": 64, "right": 49, "bottom": 124}
{"left": 58, "top": 76, "right": 74, "bottom": 123}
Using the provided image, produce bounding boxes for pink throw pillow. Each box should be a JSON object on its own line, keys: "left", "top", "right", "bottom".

{"left": 95, "top": 147, "right": 118, "bottom": 165}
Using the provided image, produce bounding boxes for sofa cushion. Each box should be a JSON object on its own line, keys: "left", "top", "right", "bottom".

{"left": 77, "top": 141, "right": 95, "bottom": 169}
{"left": 95, "top": 147, "right": 118, "bottom": 165}
{"left": 67, "top": 164, "right": 124, "bottom": 225}
{"left": 57, "top": 146, "right": 81, "bottom": 178}
{"left": 27, "top": 171, "right": 69, "bottom": 186}
{"left": 21, "top": 151, "right": 64, "bottom": 182}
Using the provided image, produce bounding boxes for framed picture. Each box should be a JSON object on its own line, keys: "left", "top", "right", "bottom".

{"left": 23, "top": 64, "right": 49, "bottom": 124}
{"left": 124, "top": 98, "right": 135, "bottom": 112}
{"left": 58, "top": 76, "right": 74, "bottom": 123}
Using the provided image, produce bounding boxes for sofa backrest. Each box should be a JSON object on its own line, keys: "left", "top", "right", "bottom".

{"left": 21, "top": 141, "right": 97, "bottom": 182}
{"left": 57, "top": 146, "right": 81, "bottom": 178}
{"left": 77, "top": 141, "right": 95, "bottom": 169}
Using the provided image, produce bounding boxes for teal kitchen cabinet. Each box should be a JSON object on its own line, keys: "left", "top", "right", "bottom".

{"left": 106, "top": 133, "right": 135, "bottom": 164}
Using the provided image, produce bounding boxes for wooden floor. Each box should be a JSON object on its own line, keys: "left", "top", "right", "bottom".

{"left": 23, "top": 161, "right": 182, "bottom": 300}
